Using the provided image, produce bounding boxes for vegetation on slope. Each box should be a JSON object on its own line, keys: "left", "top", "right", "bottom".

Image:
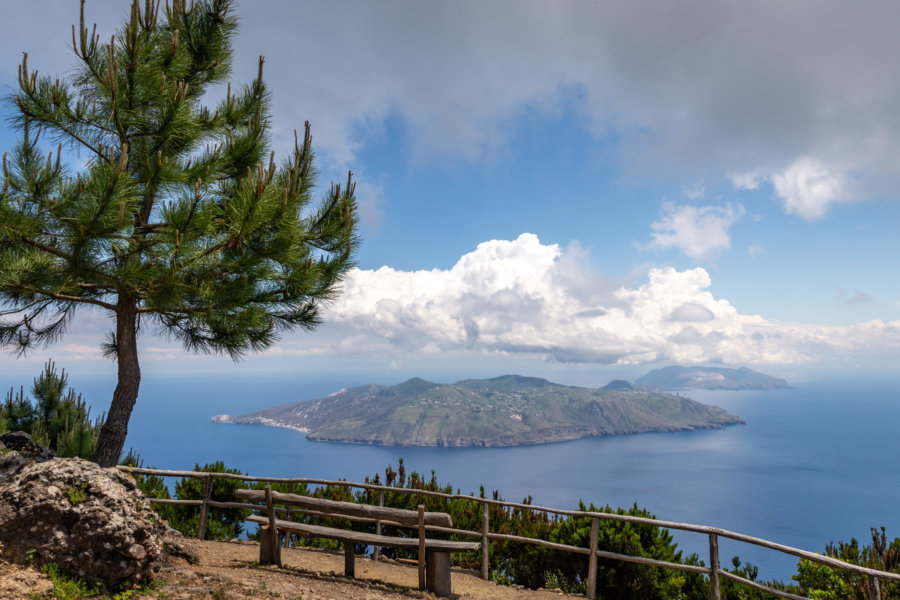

{"left": 214, "top": 374, "right": 743, "bottom": 446}
{"left": 1, "top": 360, "right": 104, "bottom": 459}
{"left": 125, "top": 457, "right": 900, "bottom": 599}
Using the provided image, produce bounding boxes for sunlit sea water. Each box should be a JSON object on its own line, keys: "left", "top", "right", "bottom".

{"left": 67, "top": 373, "right": 900, "bottom": 583}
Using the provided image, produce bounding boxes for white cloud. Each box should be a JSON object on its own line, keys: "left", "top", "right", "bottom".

{"left": 320, "top": 234, "right": 900, "bottom": 366}
{"left": 730, "top": 171, "right": 763, "bottom": 191}
{"left": 55, "top": 344, "right": 104, "bottom": 362}
{"left": 772, "top": 158, "right": 851, "bottom": 220}
{"left": 668, "top": 302, "right": 716, "bottom": 322}
{"left": 684, "top": 181, "right": 705, "bottom": 199}
{"left": 648, "top": 202, "right": 745, "bottom": 260}
{"left": 9, "top": 234, "right": 900, "bottom": 370}
{"left": 143, "top": 347, "right": 188, "bottom": 361}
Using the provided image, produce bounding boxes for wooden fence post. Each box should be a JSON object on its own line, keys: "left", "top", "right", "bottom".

{"left": 418, "top": 504, "right": 426, "bottom": 590}
{"left": 709, "top": 533, "right": 721, "bottom": 600}
{"left": 283, "top": 481, "right": 294, "bottom": 548}
{"left": 586, "top": 516, "right": 599, "bottom": 599}
{"left": 481, "top": 501, "right": 490, "bottom": 580}
{"left": 374, "top": 489, "right": 385, "bottom": 561}
{"left": 197, "top": 473, "right": 213, "bottom": 540}
{"left": 868, "top": 575, "right": 882, "bottom": 600}
{"left": 264, "top": 484, "right": 282, "bottom": 566}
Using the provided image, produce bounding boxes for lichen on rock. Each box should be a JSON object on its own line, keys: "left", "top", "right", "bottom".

{"left": 0, "top": 457, "right": 195, "bottom": 587}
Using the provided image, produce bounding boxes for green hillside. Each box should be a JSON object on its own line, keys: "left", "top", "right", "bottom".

{"left": 212, "top": 374, "right": 743, "bottom": 446}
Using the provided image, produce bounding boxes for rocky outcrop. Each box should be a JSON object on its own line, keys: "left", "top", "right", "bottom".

{"left": 0, "top": 451, "right": 28, "bottom": 482}
{"left": 0, "top": 456, "right": 195, "bottom": 587}
{"left": 0, "top": 431, "right": 54, "bottom": 461}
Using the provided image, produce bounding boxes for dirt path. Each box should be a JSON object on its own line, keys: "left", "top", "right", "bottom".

{"left": 159, "top": 540, "right": 576, "bottom": 599}
{"left": 3, "top": 539, "right": 578, "bottom": 600}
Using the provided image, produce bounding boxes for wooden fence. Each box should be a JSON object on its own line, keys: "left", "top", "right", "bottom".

{"left": 117, "top": 466, "right": 900, "bottom": 600}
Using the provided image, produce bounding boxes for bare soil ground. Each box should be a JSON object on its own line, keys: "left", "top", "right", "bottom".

{"left": 1, "top": 539, "right": 577, "bottom": 600}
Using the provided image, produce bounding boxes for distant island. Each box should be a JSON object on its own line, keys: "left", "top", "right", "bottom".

{"left": 211, "top": 374, "right": 743, "bottom": 447}
{"left": 634, "top": 366, "right": 790, "bottom": 391}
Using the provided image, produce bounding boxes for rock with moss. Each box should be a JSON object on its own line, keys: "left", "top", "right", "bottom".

{"left": 0, "top": 457, "right": 195, "bottom": 586}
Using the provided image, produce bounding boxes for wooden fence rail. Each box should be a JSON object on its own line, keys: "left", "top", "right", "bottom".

{"left": 117, "top": 465, "right": 899, "bottom": 600}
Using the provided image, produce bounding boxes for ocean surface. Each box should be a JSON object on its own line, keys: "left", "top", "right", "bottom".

{"left": 65, "top": 372, "right": 900, "bottom": 584}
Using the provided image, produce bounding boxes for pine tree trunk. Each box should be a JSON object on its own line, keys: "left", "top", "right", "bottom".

{"left": 93, "top": 298, "right": 141, "bottom": 467}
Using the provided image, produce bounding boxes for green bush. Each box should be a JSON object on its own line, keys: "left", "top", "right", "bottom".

{"left": 795, "top": 527, "right": 900, "bottom": 600}
{"left": 168, "top": 461, "right": 252, "bottom": 540}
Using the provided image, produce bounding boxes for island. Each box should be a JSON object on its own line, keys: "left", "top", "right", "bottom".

{"left": 634, "top": 366, "right": 790, "bottom": 391}
{"left": 211, "top": 374, "right": 743, "bottom": 447}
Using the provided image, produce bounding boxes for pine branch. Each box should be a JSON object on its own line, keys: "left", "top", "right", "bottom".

{"left": 6, "top": 283, "right": 117, "bottom": 311}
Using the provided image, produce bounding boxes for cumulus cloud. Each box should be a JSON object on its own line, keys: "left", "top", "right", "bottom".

{"left": 648, "top": 202, "right": 745, "bottom": 260}
{"left": 668, "top": 302, "right": 716, "bottom": 322}
{"left": 731, "top": 157, "right": 854, "bottom": 219}
{"left": 322, "top": 234, "right": 900, "bottom": 365}
{"left": 772, "top": 158, "right": 851, "bottom": 220}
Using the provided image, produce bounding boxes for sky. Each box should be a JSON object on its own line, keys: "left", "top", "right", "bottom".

{"left": 2, "top": 0, "right": 900, "bottom": 386}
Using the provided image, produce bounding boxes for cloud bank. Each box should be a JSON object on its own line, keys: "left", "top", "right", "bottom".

{"left": 4, "top": 1, "right": 899, "bottom": 218}
{"left": 325, "top": 234, "right": 900, "bottom": 365}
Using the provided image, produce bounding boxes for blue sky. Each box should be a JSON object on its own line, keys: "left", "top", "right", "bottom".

{"left": 2, "top": 0, "right": 900, "bottom": 384}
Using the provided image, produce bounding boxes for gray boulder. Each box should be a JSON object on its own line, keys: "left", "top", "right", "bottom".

{"left": 0, "top": 431, "right": 54, "bottom": 461}
{"left": 0, "top": 450, "right": 28, "bottom": 483}
{"left": 0, "top": 457, "right": 194, "bottom": 586}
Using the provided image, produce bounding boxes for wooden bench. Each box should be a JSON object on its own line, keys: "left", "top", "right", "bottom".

{"left": 235, "top": 486, "right": 480, "bottom": 597}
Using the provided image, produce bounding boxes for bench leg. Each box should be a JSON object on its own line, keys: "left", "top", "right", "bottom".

{"left": 259, "top": 525, "right": 281, "bottom": 566}
{"left": 344, "top": 542, "right": 355, "bottom": 577}
{"left": 426, "top": 550, "right": 452, "bottom": 597}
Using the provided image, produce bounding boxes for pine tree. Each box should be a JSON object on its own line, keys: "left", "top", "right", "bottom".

{"left": 2, "top": 386, "right": 34, "bottom": 433}
{"left": 32, "top": 359, "right": 67, "bottom": 441}
{"left": 0, "top": 0, "right": 359, "bottom": 466}
{"left": 1, "top": 360, "right": 104, "bottom": 458}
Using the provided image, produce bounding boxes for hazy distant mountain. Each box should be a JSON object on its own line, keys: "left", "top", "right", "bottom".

{"left": 634, "top": 366, "right": 790, "bottom": 391}
{"left": 601, "top": 379, "right": 644, "bottom": 391}
{"left": 212, "top": 374, "right": 743, "bottom": 447}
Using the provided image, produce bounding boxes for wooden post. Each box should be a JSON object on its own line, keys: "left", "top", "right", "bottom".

{"left": 259, "top": 525, "right": 279, "bottom": 564}
{"left": 709, "top": 533, "right": 721, "bottom": 600}
{"left": 587, "top": 516, "right": 599, "bottom": 600}
{"left": 197, "top": 473, "right": 213, "bottom": 540}
{"left": 374, "top": 489, "right": 385, "bottom": 561}
{"left": 418, "top": 504, "right": 426, "bottom": 590}
{"left": 426, "top": 550, "right": 452, "bottom": 596}
{"left": 868, "top": 575, "right": 882, "bottom": 600}
{"left": 344, "top": 543, "right": 356, "bottom": 577}
{"left": 265, "top": 484, "right": 281, "bottom": 567}
{"left": 481, "top": 501, "right": 490, "bottom": 580}
{"left": 283, "top": 482, "right": 294, "bottom": 548}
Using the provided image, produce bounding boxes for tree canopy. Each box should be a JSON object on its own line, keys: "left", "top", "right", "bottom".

{"left": 0, "top": 0, "right": 359, "bottom": 466}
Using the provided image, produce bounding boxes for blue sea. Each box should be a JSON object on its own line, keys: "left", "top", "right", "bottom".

{"left": 65, "top": 371, "right": 900, "bottom": 584}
